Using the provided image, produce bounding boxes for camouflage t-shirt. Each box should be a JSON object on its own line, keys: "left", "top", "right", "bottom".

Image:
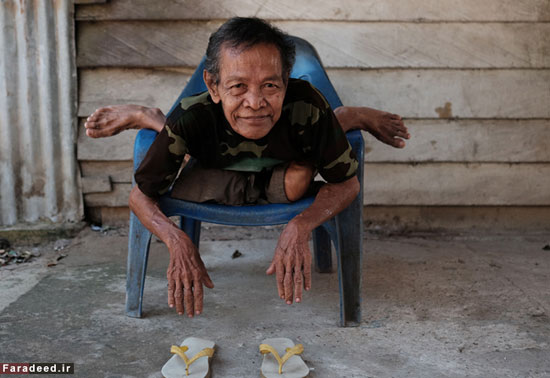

{"left": 135, "top": 78, "right": 358, "bottom": 198}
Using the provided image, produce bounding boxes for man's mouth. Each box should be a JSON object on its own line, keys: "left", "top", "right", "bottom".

{"left": 238, "top": 115, "right": 271, "bottom": 123}
{"left": 240, "top": 115, "right": 270, "bottom": 119}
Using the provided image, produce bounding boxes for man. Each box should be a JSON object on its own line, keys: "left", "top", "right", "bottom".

{"left": 85, "top": 17, "right": 409, "bottom": 318}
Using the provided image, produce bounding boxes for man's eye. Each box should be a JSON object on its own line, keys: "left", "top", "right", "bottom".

{"left": 265, "top": 83, "right": 277, "bottom": 88}
{"left": 231, "top": 84, "right": 243, "bottom": 89}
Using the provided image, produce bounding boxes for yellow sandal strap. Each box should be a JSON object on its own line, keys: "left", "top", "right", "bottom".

{"left": 171, "top": 345, "right": 215, "bottom": 376}
{"left": 259, "top": 343, "right": 304, "bottom": 374}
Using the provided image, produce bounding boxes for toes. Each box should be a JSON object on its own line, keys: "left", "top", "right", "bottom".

{"left": 391, "top": 138, "right": 406, "bottom": 148}
{"left": 88, "top": 109, "right": 103, "bottom": 121}
{"left": 86, "top": 128, "right": 99, "bottom": 138}
{"left": 389, "top": 113, "right": 402, "bottom": 120}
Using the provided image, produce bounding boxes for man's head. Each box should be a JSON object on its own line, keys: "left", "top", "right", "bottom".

{"left": 203, "top": 17, "right": 296, "bottom": 139}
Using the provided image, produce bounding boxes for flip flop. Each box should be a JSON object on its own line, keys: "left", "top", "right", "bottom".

{"left": 161, "top": 337, "right": 215, "bottom": 378}
{"left": 259, "top": 338, "right": 309, "bottom": 377}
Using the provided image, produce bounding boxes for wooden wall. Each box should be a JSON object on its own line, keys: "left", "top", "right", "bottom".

{"left": 75, "top": 0, "right": 550, "bottom": 230}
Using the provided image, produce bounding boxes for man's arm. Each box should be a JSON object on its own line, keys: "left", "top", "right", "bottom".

{"left": 266, "top": 175, "right": 360, "bottom": 304}
{"left": 129, "top": 181, "right": 214, "bottom": 317}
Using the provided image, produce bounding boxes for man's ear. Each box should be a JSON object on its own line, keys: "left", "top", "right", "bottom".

{"left": 203, "top": 70, "right": 221, "bottom": 104}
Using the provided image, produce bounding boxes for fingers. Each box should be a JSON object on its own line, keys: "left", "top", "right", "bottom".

{"left": 174, "top": 279, "right": 184, "bottom": 315}
{"left": 303, "top": 252, "right": 312, "bottom": 291}
{"left": 294, "top": 266, "right": 303, "bottom": 303}
{"left": 193, "top": 281, "right": 204, "bottom": 316}
{"left": 266, "top": 261, "right": 276, "bottom": 275}
{"left": 183, "top": 277, "right": 194, "bottom": 317}
{"left": 202, "top": 272, "right": 215, "bottom": 289}
{"left": 167, "top": 276, "right": 176, "bottom": 308}
{"left": 275, "top": 260, "right": 285, "bottom": 300}
{"left": 284, "top": 260, "right": 294, "bottom": 304}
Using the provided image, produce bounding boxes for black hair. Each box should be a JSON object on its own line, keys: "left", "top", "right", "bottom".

{"left": 204, "top": 17, "right": 296, "bottom": 83}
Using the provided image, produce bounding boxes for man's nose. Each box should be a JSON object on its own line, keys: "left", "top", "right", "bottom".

{"left": 243, "top": 88, "right": 266, "bottom": 109}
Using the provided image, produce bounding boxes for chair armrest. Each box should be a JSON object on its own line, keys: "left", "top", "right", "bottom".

{"left": 345, "top": 129, "right": 365, "bottom": 185}
{"left": 133, "top": 129, "right": 159, "bottom": 171}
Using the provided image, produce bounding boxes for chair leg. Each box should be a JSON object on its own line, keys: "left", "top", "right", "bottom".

{"left": 126, "top": 210, "right": 153, "bottom": 318}
{"left": 313, "top": 226, "right": 332, "bottom": 273}
{"left": 182, "top": 218, "right": 201, "bottom": 248}
{"left": 335, "top": 196, "right": 363, "bottom": 327}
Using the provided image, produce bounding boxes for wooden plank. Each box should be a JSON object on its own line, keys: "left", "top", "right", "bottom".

{"left": 75, "top": 0, "right": 550, "bottom": 22}
{"left": 74, "top": 0, "right": 107, "bottom": 4}
{"left": 76, "top": 118, "right": 550, "bottom": 163}
{"left": 78, "top": 68, "right": 192, "bottom": 116}
{"left": 80, "top": 161, "right": 133, "bottom": 183}
{"left": 100, "top": 206, "right": 130, "bottom": 226}
{"left": 76, "top": 21, "right": 217, "bottom": 68}
{"left": 85, "top": 205, "right": 550, "bottom": 231}
{"left": 363, "top": 206, "right": 550, "bottom": 231}
{"left": 76, "top": 21, "right": 550, "bottom": 68}
{"left": 331, "top": 69, "right": 550, "bottom": 119}
{"left": 363, "top": 163, "right": 550, "bottom": 205}
{"left": 84, "top": 164, "right": 550, "bottom": 207}
{"left": 79, "top": 68, "right": 550, "bottom": 118}
{"left": 81, "top": 176, "right": 112, "bottom": 194}
{"left": 84, "top": 183, "right": 131, "bottom": 207}
{"left": 284, "top": 23, "right": 550, "bottom": 69}
{"left": 77, "top": 119, "right": 138, "bottom": 161}
{"left": 363, "top": 120, "right": 550, "bottom": 163}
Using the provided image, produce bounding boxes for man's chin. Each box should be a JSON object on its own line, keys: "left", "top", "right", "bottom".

{"left": 232, "top": 122, "right": 274, "bottom": 139}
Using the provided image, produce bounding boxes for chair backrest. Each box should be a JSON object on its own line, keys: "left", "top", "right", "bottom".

{"left": 135, "top": 36, "right": 362, "bottom": 176}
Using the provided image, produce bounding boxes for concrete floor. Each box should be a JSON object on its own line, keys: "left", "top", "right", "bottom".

{"left": 1, "top": 225, "right": 549, "bottom": 377}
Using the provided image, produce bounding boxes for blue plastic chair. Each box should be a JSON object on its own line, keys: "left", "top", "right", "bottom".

{"left": 126, "top": 36, "right": 364, "bottom": 327}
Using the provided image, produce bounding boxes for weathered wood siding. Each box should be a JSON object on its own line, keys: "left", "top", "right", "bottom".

{"left": 75, "top": 0, "right": 550, "bottom": 228}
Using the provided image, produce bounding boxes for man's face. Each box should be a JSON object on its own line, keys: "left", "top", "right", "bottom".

{"left": 204, "top": 43, "right": 287, "bottom": 140}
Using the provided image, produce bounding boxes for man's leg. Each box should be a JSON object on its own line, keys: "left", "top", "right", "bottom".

{"left": 333, "top": 106, "right": 410, "bottom": 148}
{"left": 284, "top": 162, "right": 316, "bottom": 202}
{"left": 170, "top": 161, "right": 262, "bottom": 205}
{"left": 84, "top": 103, "right": 410, "bottom": 148}
{"left": 265, "top": 161, "right": 316, "bottom": 203}
{"left": 84, "top": 105, "right": 166, "bottom": 138}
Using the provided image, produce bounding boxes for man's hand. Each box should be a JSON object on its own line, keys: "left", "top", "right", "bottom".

{"left": 166, "top": 231, "right": 214, "bottom": 317}
{"left": 128, "top": 185, "right": 214, "bottom": 317}
{"left": 266, "top": 219, "right": 312, "bottom": 304}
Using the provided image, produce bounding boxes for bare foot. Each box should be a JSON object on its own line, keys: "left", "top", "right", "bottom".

{"left": 84, "top": 105, "right": 166, "bottom": 138}
{"left": 335, "top": 106, "right": 410, "bottom": 148}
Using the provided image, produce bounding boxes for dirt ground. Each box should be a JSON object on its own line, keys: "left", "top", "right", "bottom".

{"left": 1, "top": 225, "right": 549, "bottom": 377}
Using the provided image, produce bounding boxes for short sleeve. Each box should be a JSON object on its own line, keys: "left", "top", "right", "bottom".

{"left": 308, "top": 108, "right": 358, "bottom": 183}
{"left": 134, "top": 111, "right": 189, "bottom": 198}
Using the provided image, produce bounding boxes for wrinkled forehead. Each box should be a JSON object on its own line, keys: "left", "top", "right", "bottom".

{"left": 218, "top": 42, "right": 284, "bottom": 79}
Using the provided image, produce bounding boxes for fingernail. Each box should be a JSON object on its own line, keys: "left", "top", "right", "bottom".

{"left": 196, "top": 311, "right": 200, "bottom": 315}
{"left": 296, "top": 298, "right": 301, "bottom": 303}
{"left": 286, "top": 300, "right": 292, "bottom": 305}
{"left": 169, "top": 304, "right": 174, "bottom": 308}
{"left": 178, "top": 312, "right": 183, "bottom": 315}
{"left": 188, "top": 314, "right": 193, "bottom": 318}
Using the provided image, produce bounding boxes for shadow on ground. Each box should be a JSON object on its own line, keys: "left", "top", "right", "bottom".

{"left": 0, "top": 226, "right": 549, "bottom": 377}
